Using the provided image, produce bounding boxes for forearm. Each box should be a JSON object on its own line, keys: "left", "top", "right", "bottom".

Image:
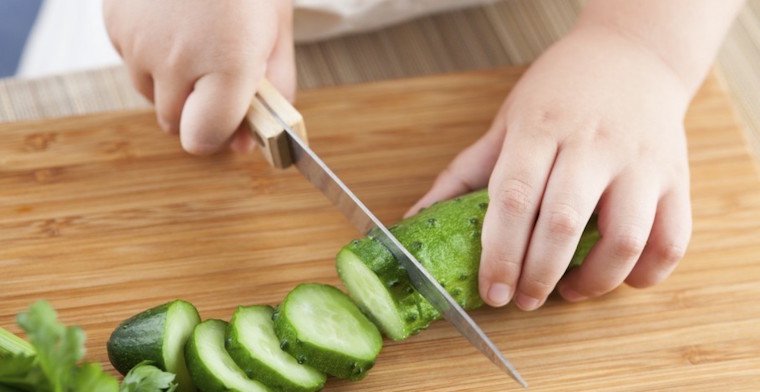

{"left": 576, "top": 0, "right": 745, "bottom": 96}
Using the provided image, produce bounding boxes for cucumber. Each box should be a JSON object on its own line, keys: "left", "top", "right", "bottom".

{"left": 337, "top": 189, "right": 600, "bottom": 340}
{"left": 107, "top": 300, "right": 200, "bottom": 392}
{"left": 226, "top": 306, "right": 326, "bottom": 392}
{"left": 273, "top": 284, "right": 382, "bottom": 380}
{"left": 185, "top": 319, "right": 270, "bottom": 392}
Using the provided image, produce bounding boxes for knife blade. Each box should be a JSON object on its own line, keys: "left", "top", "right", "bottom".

{"left": 248, "top": 80, "right": 527, "bottom": 388}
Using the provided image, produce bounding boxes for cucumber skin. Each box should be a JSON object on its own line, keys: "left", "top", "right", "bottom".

{"left": 338, "top": 189, "right": 600, "bottom": 340}
{"left": 226, "top": 306, "right": 326, "bottom": 392}
{"left": 107, "top": 301, "right": 174, "bottom": 375}
{"left": 185, "top": 319, "right": 269, "bottom": 392}
{"left": 272, "top": 284, "right": 380, "bottom": 381}
{"left": 184, "top": 320, "right": 229, "bottom": 392}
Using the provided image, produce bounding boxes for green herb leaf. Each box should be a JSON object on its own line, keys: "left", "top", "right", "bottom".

{"left": 2, "top": 301, "right": 175, "bottom": 392}
{"left": 12, "top": 301, "right": 120, "bottom": 392}
{"left": 0, "top": 353, "right": 45, "bottom": 391}
{"left": 119, "top": 362, "right": 177, "bottom": 392}
{"left": 0, "top": 328, "right": 34, "bottom": 357}
{"left": 72, "top": 363, "right": 119, "bottom": 392}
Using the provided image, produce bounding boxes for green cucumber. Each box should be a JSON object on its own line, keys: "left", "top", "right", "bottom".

{"left": 226, "top": 306, "right": 326, "bottom": 392}
{"left": 107, "top": 300, "right": 200, "bottom": 392}
{"left": 273, "top": 284, "right": 382, "bottom": 380}
{"left": 337, "top": 189, "right": 600, "bottom": 340}
{"left": 185, "top": 319, "right": 270, "bottom": 392}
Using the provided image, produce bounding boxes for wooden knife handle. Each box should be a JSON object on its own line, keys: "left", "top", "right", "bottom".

{"left": 244, "top": 79, "right": 308, "bottom": 169}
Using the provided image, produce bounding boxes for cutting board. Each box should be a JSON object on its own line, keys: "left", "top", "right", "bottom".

{"left": 2, "top": 67, "right": 760, "bottom": 391}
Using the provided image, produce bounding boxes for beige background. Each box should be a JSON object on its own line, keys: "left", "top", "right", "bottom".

{"left": 1, "top": 0, "right": 758, "bottom": 156}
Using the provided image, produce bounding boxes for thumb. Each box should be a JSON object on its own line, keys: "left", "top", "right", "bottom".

{"left": 405, "top": 126, "right": 505, "bottom": 217}
{"left": 229, "top": 8, "right": 296, "bottom": 154}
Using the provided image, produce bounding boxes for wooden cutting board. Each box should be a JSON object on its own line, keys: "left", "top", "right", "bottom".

{"left": 2, "top": 67, "right": 760, "bottom": 391}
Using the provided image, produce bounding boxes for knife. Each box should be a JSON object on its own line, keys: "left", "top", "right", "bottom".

{"left": 246, "top": 80, "right": 527, "bottom": 388}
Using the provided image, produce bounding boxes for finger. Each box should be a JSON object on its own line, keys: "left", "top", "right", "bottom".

{"left": 225, "top": 5, "right": 297, "bottom": 154}
{"left": 265, "top": 5, "right": 297, "bottom": 102}
{"left": 514, "top": 149, "right": 609, "bottom": 311}
{"left": 179, "top": 71, "right": 260, "bottom": 155}
{"left": 557, "top": 173, "right": 658, "bottom": 302}
{"left": 127, "top": 67, "right": 154, "bottom": 103}
{"left": 153, "top": 75, "right": 192, "bottom": 134}
{"left": 405, "top": 127, "right": 504, "bottom": 218}
{"left": 625, "top": 187, "right": 691, "bottom": 288}
{"left": 229, "top": 126, "right": 257, "bottom": 154}
{"left": 478, "top": 133, "right": 557, "bottom": 307}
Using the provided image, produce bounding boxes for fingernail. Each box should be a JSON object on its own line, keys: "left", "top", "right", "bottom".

{"left": 487, "top": 283, "right": 512, "bottom": 307}
{"left": 515, "top": 294, "right": 541, "bottom": 311}
{"left": 559, "top": 286, "right": 587, "bottom": 302}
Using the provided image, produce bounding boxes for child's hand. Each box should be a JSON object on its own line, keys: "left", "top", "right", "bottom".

{"left": 103, "top": 0, "right": 295, "bottom": 154}
{"left": 409, "top": 26, "right": 695, "bottom": 310}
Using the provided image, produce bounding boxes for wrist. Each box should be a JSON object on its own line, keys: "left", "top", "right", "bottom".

{"left": 565, "top": 23, "right": 696, "bottom": 100}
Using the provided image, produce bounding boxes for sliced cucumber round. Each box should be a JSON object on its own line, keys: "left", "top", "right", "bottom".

{"left": 107, "top": 299, "right": 200, "bottom": 392}
{"left": 226, "top": 306, "right": 326, "bottom": 392}
{"left": 273, "top": 284, "right": 382, "bottom": 380}
{"left": 185, "top": 319, "right": 270, "bottom": 392}
{"left": 337, "top": 240, "right": 440, "bottom": 341}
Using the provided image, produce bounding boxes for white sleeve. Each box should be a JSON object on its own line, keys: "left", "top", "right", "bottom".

{"left": 294, "top": 0, "right": 498, "bottom": 42}
{"left": 17, "top": 0, "right": 121, "bottom": 78}
{"left": 18, "top": 0, "right": 497, "bottom": 77}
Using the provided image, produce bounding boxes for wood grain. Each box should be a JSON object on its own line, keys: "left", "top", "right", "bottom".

{"left": 2, "top": 67, "right": 760, "bottom": 391}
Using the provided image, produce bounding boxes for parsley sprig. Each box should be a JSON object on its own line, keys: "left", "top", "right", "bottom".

{"left": 0, "top": 301, "right": 176, "bottom": 392}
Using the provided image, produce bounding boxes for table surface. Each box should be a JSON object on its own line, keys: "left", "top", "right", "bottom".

{"left": 2, "top": 67, "right": 760, "bottom": 391}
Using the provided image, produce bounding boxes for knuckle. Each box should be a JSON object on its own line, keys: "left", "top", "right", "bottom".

{"left": 438, "top": 167, "right": 467, "bottom": 189}
{"left": 482, "top": 252, "right": 521, "bottom": 283}
{"left": 493, "top": 179, "right": 533, "bottom": 219}
{"left": 547, "top": 204, "right": 582, "bottom": 238}
{"left": 519, "top": 274, "right": 555, "bottom": 298}
{"left": 610, "top": 231, "right": 647, "bottom": 259}
{"left": 655, "top": 242, "right": 687, "bottom": 266}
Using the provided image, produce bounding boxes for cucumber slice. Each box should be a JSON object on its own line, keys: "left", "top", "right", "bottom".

{"left": 337, "top": 243, "right": 439, "bottom": 341}
{"left": 226, "top": 306, "right": 326, "bottom": 392}
{"left": 185, "top": 319, "right": 270, "bottom": 392}
{"left": 107, "top": 300, "right": 200, "bottom": 392}
{"left": 337, "top": 189, "right": 600, "bottom": 340}
{"left": 273, "top": 284, "right": 382, "bottom": 380}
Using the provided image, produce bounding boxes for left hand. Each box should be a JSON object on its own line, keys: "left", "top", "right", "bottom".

{"left": 407, "top": 25, "right": 693, "bottom": 310}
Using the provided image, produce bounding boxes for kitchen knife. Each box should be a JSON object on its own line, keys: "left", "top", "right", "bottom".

{"left": 246, "top": 80, "right": 527, "bottom": 388}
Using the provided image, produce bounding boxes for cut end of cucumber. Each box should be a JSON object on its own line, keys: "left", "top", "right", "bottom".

{"left": 274, "top": 283, "right": 382, "bottom": 379}
{"left": 285, "top": 284, "right": 380, "bottom": 360}
{"left": 337, "top": 248, "right": 405, "bottom": 340}
{"left": 228, "top": 306, "right": 326, "bottom": 392}
{"left": 186, "top": 319, "right": 270, "bottom": 392}
{"left": 163, "top": 300, "right": 200, "bottom": 392}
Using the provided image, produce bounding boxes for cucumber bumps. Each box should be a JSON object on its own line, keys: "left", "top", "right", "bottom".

{"left": 337, "top": 189, "right": 600, "bottom": 340}
{"left": 273, "top": 284, "right": 383, "bottom": 380}
{"left": 107, "top": 300, "right": 200, "bottom": 392}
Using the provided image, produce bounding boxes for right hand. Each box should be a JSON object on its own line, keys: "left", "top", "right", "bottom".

{"left": 103, "top": 0, "right": 295, "bottom": 154}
